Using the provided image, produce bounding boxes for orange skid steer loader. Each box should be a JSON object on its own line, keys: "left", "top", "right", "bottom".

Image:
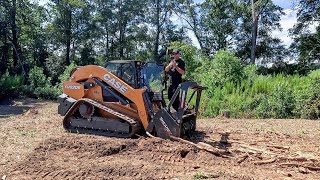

{"left": 58, "top": 60, "right": 206, "bottom": 139}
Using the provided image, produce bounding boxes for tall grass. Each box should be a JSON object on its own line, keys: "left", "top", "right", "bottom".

{"left": 199, "top": 71, "right": 320, "bottom": 119}
{"left": 195, "top": 50, "right": 320, "bottom": 119}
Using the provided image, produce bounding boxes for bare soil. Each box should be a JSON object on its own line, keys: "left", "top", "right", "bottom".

{"left": 0, "top": 98, "right": 320, "bottom": 179}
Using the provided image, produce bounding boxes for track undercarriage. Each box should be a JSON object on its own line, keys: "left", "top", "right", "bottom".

{"left": 62, "top": 98, "right": 141, "bottom": 138}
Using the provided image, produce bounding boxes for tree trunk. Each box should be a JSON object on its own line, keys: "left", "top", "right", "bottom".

{"left": 154, "top": 0, "right": 160, "bottom": 62}
{"left": 72, "top": 40, "right": 76, "bottom": 62}
{"left": 2, "top": 33, "right": 8, "bottom": 62}
{"left": 0, "top": 32, "right": 9, "bottom": 73}
{"left": 11, "top": 0, "right": 18, "bottom": 68}
{"left": 105, "top": 27, "right": 109, "bottom": 59}
{"left": 65, "top": 9, "right": 72, "bottom": 65}
{"left": 250, "top": 0, "right": 258, "bottom": 64}
{"left": 111, "top": 38, "right": 114, "bottom": 58}
{"left": 119, "top": 27, "right": 124, "bottom": 59}
{"left": 119, "top": 18, "right": 126, "bottom": 59}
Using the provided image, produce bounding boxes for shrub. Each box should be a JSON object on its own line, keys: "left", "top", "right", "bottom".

{"left": 268, "top": 82, "right": 295, "bottom": 118}
{"left": 196, "top": 50, "right": 244, "bottom": 95}
{"left": 24, "top": 66, "right": 60, "bottom": 99}
{"left": 58, "top": 63, "right": 78, "bottom": 83}
{"left": 0, "top": 71, "right": 24, "bottom": 97}
{"left": 28, "top": 67, "right": 50, "bottom": 89}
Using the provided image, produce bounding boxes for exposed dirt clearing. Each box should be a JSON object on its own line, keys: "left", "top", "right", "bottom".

{"left": 0, "top": 99, "right": 320, "bottom": 179}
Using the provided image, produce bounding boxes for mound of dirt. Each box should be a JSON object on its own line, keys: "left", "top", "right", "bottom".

{"left": 9, "top": 135, "right": 218, "bottom": 179}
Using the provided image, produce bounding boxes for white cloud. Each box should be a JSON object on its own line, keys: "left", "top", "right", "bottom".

{"left": 272, "top": 9, "right": 297, "bottom": 47}
{"left": 272, "top": 9, "right": 318, "bottom": 48}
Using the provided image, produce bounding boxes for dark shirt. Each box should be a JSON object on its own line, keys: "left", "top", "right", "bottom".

{"left": 168, "top": 58, "right": 185, "bottom": 86}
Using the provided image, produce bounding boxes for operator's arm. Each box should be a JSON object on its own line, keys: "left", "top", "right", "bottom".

{"left": 173, "top": 61, "right": 185, "bottom": 75}
{"left": 165, "top": 62, "right": 173, "bottom": 72}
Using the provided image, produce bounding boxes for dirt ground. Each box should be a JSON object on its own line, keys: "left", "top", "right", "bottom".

{"left": 0, "top": 98, "right": 320, "bottom": 179}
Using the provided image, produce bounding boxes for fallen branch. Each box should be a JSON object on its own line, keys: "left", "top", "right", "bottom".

{"left": 305, "top": 166, "right": 320, "bottom": 171}
{"left": 252, "top": 158, "right": 276, "bottom": 165}
{"left": 278, "top": 156, "right": 308, "bottom": 162}
{"left": 267, "top": 145, "right": 290, "bottom": 150}
{"left": 145, "top": 132, "right": 156, "bottom": 138}
{"left": 227, "top": 140, "right": 244, "bottom": 144}
{"left": 279, "top": 163, "right": 320, "bottom": 171}
{"left": 145, "top": 133, "right": 229, "bottom": 157}
{"left": 169, "top": 136, "right": 228, "bottom": 157}
{"left": 279, "top": 163, "right": 300, "bottom": 167}
{"left": 237, "top": 154, "right": 249, "bottom": 164}
{"left": 239, "top": 144, "right": 276, "bottom": 155}
{"left": 230, "top": 147, "right": 257, "bottom": 154}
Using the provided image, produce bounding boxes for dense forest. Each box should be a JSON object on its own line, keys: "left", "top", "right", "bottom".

{"left": 0, "top": 0, "right": 319, "bottom": 119}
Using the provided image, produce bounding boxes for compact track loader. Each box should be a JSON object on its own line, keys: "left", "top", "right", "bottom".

{"left": 58, "top": 60, "right": 206, "bottom": 139}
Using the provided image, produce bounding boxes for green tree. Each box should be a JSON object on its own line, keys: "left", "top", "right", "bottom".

{"left": 173, "top": 0, "right": 205, "bottom": 50}
{"left": 200, "top": 0, "right": 238, "bottom": 54}
{"left": 48, "top": 0, "right": 88, "bottom": 65}
{"left": 236, "top": 0, "right": 284, "bottom": 64}
{"left": 290, "top": 0, "right": 320, "bottom": 64}
{"left": 0, "top": 0, "right": 22, "bottom": 73}
{"left": 151, "top": 0, "right": 171, "bottom": 61}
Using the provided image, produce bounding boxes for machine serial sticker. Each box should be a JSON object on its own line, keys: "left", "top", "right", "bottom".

{"left": 160, "top": 117, "right": 171, "bottom": 134}
{"left": 103, "top": 73, "right": 128, "bottom": 93}
{"left": 64, "top": 85, "right": 81, "bottom": 90}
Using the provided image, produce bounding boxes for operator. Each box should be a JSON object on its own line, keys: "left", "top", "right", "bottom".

{"left": 164, "top": 49, "right": 185, "bottom": 111}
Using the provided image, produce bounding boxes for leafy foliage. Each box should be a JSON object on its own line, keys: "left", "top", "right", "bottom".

{"left": 25, "top": 66, "right": 60, "bottom": 99}
{"left": 198, "top": 69, "right": 320, "bottom": 120}
{"left": 0, "top": 71, "right": 24, "bottom": 97}
{"left": 196, "top": 50, "right": 244, "bottom": 91}
{"left": 290, "top": 0, "right": 320, "bottom": 64}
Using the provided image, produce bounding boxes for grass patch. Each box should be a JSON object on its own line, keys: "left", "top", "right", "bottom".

{"left": 193, "top": 172, "right": 210, "bottom": 179}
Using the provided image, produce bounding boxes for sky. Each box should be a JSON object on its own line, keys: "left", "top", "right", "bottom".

{"left": 268, "top": 0, "right": 297, "bottom": 47}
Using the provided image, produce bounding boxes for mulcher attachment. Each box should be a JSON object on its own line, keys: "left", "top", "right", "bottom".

{"left": 147, "top": 82, "right": 207, "bottom": 139}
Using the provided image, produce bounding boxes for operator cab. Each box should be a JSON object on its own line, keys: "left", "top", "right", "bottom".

{"left": 104, "top": 60, "right": 165, "bottom": 91}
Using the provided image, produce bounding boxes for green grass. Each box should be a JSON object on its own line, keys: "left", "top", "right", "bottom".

{"left": 193, "top": 172, "right": 209, "bottom": 179}
{"left": 198, "top": 69, "right": 320, "bottom": 119}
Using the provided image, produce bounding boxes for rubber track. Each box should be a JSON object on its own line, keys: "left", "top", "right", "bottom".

{"left": 63, "top": 98, "right": 141, "bottom": 138}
